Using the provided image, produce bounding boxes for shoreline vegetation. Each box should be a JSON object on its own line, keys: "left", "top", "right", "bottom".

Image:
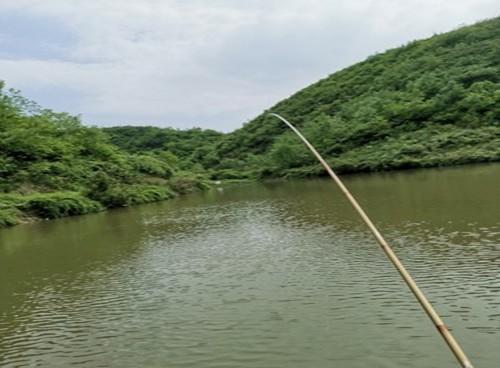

{"left": 1, "top": 17, "right": 499, "bottom": 228}
{"left": 0, "top": 89, "right": 211, "bottom": 228}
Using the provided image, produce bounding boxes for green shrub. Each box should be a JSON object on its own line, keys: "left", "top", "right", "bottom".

{"left": 0, "top": 208, "right": 19, "bottom": 227}
{"left": 19, "top": 192, "right": 103, "bottom": 219}
{"left": 169, "top": 174, "right": 210, "bottom": 194}
{"left": 94, "top": 185, "right": 175, "bottom": 207}
{"left": 130, "top": 154, "right": 174, "bottom": 178}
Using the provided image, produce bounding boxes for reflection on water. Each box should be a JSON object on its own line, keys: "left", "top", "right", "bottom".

{"left": 1, "top": 163, "right": 499, "bottom": 367}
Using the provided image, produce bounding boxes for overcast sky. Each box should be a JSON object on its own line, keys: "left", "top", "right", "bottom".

{"left": 0, "top": 1, "right": 498, "bottom": 131}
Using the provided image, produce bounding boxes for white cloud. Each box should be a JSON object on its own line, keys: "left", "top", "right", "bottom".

{"left": 0, "top": 0, "right": 498, "bottom": 130}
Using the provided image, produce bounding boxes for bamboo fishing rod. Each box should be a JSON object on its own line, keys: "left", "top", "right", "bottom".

{"left": 269, "top": 113, "right": 474, "bottom": 368}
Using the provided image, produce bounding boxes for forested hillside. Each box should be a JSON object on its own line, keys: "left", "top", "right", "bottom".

{"left": 104, "top": 126, "right": 223, "bottom": 171}
{"left": 209, "top": 17, "right": 500, "bottom": 178}
{"left": 1, "top": 17, "right": 499, "bottom": 227}
{"left": 0, "top": 86, "right": 208, "bottom": 227}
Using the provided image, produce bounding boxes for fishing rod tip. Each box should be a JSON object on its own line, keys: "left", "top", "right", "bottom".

{"left": 268, "top": 112, "right": 284, "bottom": 120}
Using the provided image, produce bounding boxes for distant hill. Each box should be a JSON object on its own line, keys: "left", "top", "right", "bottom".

{"left": 210, "top": 17, "right": 500, "bottom": 179}
{"left": 103, "top": 126, "right": 223, "bottom": 170}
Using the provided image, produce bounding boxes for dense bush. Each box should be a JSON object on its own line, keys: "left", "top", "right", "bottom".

{"left": 169, "top": 174, "right": 211, "bottom": 194}
{"left": 130, "top": 154, "right": 174, "bottom": 178}
{"left": 0, "top": 192, "right": 103, "bottom": 221}
{"left": 93, "top": 184, "right": 175, "bottom": 207}
{"left": 18, "top": 192, "right": 103, "bottom": 219}
{"left": 0, "top": 208, "right": 19, "bottom": 227}
{"left": 104, "top": 126, "right": 223, "bottom": 170}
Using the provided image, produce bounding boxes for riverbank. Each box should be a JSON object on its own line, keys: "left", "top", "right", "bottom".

{"left": 269, "top": 127, "right": 500, "bottom": 178}
{"left": 2, "top": 161, "right": 497, "bottom": 229}
{"left": 0, "top": 84, "right": 212, "bottom": 230}
{"left": 0, "top": 177, "right": 209, "bottom": 229}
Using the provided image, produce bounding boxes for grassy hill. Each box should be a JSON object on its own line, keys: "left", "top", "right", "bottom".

{"left": 209, "top": 17, "right": 500, "bottom": 179}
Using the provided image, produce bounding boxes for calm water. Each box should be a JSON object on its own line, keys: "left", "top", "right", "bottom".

{"left": 1, "top": 164, "right": 499, "bottom": 368}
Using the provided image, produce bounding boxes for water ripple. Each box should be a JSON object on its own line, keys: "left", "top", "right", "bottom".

{"left": 1, "top": 166, "right": 499, "bottom": 367}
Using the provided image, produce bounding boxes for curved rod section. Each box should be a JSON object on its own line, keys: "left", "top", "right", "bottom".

{"left": 268, "top": 112, "right": 474, "bottom": 368}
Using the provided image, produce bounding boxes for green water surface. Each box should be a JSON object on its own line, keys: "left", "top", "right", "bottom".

{"left": 1, "top": 164, "right": 499, "bottom": 367}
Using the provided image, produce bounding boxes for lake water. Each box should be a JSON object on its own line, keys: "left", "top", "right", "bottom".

{"left": 1, "top": 164, "right": 499, "bottom": 367}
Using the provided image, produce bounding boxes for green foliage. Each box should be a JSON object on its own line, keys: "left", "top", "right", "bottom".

{"left": 1, "top": 18, "right": 500, "bottom": 227}
{"left": 211, "top": 169, "right": 254, "bottom": 180}
{"left": 18, "top": 192, "right": 103, "bottom": 219}
{"left": 0, "top": 192, "right": 103, "bottom": 221}
{"left": 0, "top": 208, "right": 19, "bottom": 227}
{"left": 269, "top": 134, "right": 312, "bottom": 169}
{"left": 169, "top": 173, "right": 211, "bottom": 194}
{"left": 103, "top": 126, "right": 223, "bottom": 170}
{"left": 97, "top": 18, "right": 500, "bottom": 182}
{"left": 130, "top": 154, "right": 174, "bottom": 178}
{"left": 93, "top": 185, "right": 175, "bottom": 208}
{"left": 210, "top": 17, "right": 500, "bottom": 178}
{"left": 0, "top": 85, "right": 210, "bottom": 228}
